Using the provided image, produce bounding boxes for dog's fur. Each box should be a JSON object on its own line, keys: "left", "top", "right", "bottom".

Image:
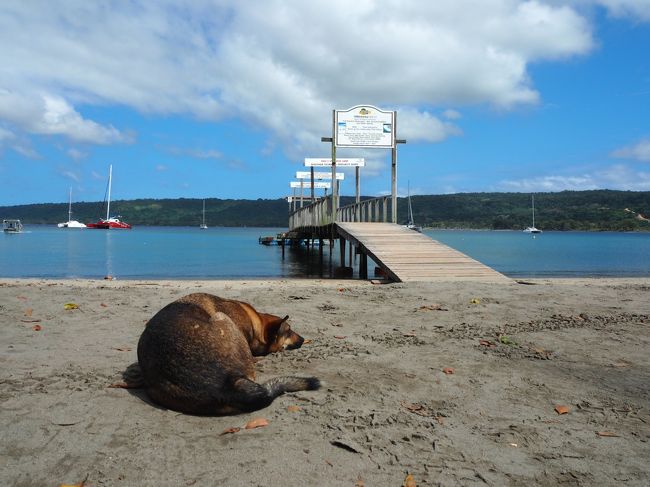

{"left": 137, "top": 293, "right": 320, "bottom": 415}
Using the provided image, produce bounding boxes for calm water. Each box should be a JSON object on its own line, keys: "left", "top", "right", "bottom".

{"left": 425, "top": 229, "right": 650, "bottom": 278}
{"left": 1, "top": 225, "right": 649, "bottom": 279}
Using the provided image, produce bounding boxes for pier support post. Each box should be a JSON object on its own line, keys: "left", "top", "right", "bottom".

{"left": 339, "top": 238, "right": 346, "bottom": 267}
{"left": 359, "top": 252, "right": 368, "bottom": 280}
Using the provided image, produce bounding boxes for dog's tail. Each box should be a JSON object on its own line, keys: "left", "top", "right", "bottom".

{"left": 231, "top": 376, "right": 320, "bottom": 412}
{"left": 262, "top": 376, "right": 321, "bottom": 397}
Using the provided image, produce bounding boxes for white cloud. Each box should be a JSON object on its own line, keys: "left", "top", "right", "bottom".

{"left": 0, "top": 125, "right": 39, "bottom": 158}
{"left": 594, "top": 0, "right": 650, "bottom": 21}
{"left": 0, "top": 91, "right": 131, "bottom": 144}
{"left": 443, "top": 109, "right": 462, "bottom": 120}
{"left": 155, "top": 164, "right": 168, "bottom": 172}
{"left": 61, "top": 170, "right": 81, "bottom": 183}
{"left": 611, "top": 138, "right": 650, "bottom": 162}
{"left": 67, "top": 148, "right": 87, "bottom": 161}
{"left": 0, "top": 1, "right": 595, "bottom": 155}
{"left": 398, "top": 108, "right": 462, "bottom": 143}
{"left": 0, "top": 126, "right": 14, "bottom": 143}
{"left": 499, "top": 164, "right": 650, "bottom": 191}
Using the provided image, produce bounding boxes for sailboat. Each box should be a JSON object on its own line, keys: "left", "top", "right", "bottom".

{"left": 404, "top": 182, "right": 422, "bottom": 232}
{"left": 86, "top": 165, "right": 132, "bottom": 229}
{"left": 523, "top": 194, "right": 542, "bottom": 234}
{"left": 200, "top": 199, "right": 208, "bottom": 229}
{"left": 58, "top": 187, "right": 86, "bottom": 228}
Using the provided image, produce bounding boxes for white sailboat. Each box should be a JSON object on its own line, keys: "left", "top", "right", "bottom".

{"left": 58, "top": 187, "right": 86, "bottom": 228}
{"left": 200, "top": 199, "right": 208, "bottom": 229}
{"left": 523, "top": 194, "right": 542, "bottom": 234}
{"left": 404, "top": 182, "right": 422, "bottom": 232}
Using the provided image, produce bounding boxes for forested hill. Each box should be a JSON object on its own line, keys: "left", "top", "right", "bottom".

{"left": 2, "top": 190, "right": 649, "bottom": 231}
{"left": 405, "top": 190, "right": 650, "bottom": 231}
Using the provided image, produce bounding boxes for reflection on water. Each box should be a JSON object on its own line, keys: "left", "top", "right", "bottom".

{"left": 104, "top": 230, "right": 114, "bottom": 277}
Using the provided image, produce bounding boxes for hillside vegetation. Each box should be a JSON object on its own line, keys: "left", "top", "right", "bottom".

{"left": 1, "top": 190, "right": 649, "bottom": 231}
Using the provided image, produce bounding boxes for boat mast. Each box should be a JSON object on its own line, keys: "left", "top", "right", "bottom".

{"left": 68, "top": 187, "right": 72, "bottom": 222}
{"left": 202, "top": 199, "right": 206, "bottom": 226}
{"left": 407, "top": 181, "right": 414, "bottom": 225}
{"left": 106, "top": 165, "right": 112, "bottom": 220}
{"left": 532, "top": 194, "right": 535, "bottom": 228}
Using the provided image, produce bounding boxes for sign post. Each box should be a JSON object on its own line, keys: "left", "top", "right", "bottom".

{"left": 331, "top": 110, "right": 337, "bottom": 219}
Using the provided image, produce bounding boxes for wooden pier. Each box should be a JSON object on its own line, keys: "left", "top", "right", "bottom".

{"left": 287, "top": 195, "right": 508, "bottom": 282}
{"left": 336, "top": 222, "right": 508, "bottom": 282}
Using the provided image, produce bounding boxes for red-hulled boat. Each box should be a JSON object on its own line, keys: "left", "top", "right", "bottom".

{"left": 86, "top": 217, "right": 132, "bottom": 229}
{"left": 86, "top": 165, "right": 132, "bottom": 229}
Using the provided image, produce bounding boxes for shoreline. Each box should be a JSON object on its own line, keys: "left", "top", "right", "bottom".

{"left": 1, "top": 277, "right": 649, "bottom": 485}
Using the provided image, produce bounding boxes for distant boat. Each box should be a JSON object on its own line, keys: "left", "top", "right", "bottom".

{"left": 404, "top": 182, "right": 422, "bottom": 233}
{"left": 58, "top": 187, "right": 86, "bottom": 228}
{"left": 200, "top": 199, "right": 208, "bottom": 229}
{"left": 86, "top": 165, "right": 132, "bottom": 229}
{"left": 3, "top": 219, "right": 23, "bottom": 233}
{"left": 523, "top": 194, "right": 542, "bottom": 234}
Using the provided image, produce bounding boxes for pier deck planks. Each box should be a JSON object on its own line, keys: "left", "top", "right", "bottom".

{"left": 336, "top": 222, "right": 508, "bottom": 282}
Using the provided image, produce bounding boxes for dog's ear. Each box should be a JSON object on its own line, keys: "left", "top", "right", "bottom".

{"left": 265, "top": 315, "right": 290, "bottom": 340}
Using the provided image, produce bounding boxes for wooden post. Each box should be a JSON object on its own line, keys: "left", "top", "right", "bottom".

{"left": 359, "top": 252, "right": 367, "bottom": 279}
{"left": 310, "top": 167, "right": 315, "bottom": 201}
{"left": 391, "top": 111, "right": 397, "bottom": 224}
{"left": 355, "top": 166, "right": 360, "bottom": 204}
{"left": 339, "top": 238, "right": 346, "bottom": 267}
{"left": 331, "top": 110, "right": 337, "bottom": 222}
{"left": 300, "top": 180, "right": 304, "bottom": 208}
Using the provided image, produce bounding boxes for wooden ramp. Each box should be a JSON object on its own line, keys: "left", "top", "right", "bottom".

{"left": 336, "top": 222, "right": 509, "bottom": 282}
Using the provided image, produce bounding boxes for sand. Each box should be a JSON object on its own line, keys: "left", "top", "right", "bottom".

{"left": 1, "top": 277, "right": 649, "bottom": 486}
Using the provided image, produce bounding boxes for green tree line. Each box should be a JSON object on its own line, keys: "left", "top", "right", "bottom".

{"left": 2, "top": 190, "right": 649, "bottom": 231}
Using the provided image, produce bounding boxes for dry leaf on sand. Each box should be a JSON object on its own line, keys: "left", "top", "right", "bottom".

{"left": 287, "top": 405, "right": 301, "bottom": 413}
{"left": 59, "top": 474, "right": 88, "bottom": 487}
{"left": 24, "top": 308, "right": 33, "bottom": 317}
{"left": 64, "top": 303, "right": 79, "bottom": 310}
{"left": 442, "top": 367, "right": 455, "bottom": 375}
{"left": 245, "top": 418, "right": 269, "bottom": 429}
{"left": 596, "top": 431, "right": 620, "bottom": 437}
{"left": 32, "top": 324, "right": 42, "bottom": 331}
{"left": 554, "top": 405, "right": 570, "bottom": 415}
{"left": 220, "top": 427, "right": 241, "bottom": 435}
{"left": 403, "top": 473, "right": 416, "bottom": 487}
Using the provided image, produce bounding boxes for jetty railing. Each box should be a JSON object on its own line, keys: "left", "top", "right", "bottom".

{"left": 337, "top": 196, "right": 391, "bottom": 223}
{"left": 289, "top": 195, "right": 393, "bottom": 231}
{"left": 289, "top": 196, "right": 334, "bottom": 230}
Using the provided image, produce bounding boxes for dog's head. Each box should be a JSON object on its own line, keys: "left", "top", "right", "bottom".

{"left": 260, "top": 314, "right": 305, "bottom": 354}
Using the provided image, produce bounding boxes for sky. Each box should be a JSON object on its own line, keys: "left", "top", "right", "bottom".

{"left": 1, "top": 0, "right": 650, "bottom": 206}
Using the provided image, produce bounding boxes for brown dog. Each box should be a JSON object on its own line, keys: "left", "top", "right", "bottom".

{"left": 137, "top": 293, "right": 320, "bottom": 415}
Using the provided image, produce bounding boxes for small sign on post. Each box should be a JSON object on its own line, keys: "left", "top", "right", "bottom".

{"left": 296, "top": 171, "right": 344, "bottom": 180}
{"left": 290, "top": 181, "right": 331, "bottom": 189}
{"left": 304, "top": 158, "right": 365, "bottom": 167}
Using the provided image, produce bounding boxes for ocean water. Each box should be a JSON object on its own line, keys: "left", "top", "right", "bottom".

{"left": 1, "top": 225, "right": 649, "bottom": 279}
{"left": 425, "top": 229, "right": 650, "bottom": 278}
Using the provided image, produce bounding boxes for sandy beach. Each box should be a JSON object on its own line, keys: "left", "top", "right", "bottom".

{"left": 1, "top": 277, "right": 649, "bottom": 486}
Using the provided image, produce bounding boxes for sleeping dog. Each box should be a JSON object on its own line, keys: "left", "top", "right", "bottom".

{"left": 137, "top": 293, "right": 320, "bottom": 415}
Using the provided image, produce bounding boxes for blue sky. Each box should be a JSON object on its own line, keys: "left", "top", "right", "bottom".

{"left": 1, "top": 1, "right": 650, "bottom": 206}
